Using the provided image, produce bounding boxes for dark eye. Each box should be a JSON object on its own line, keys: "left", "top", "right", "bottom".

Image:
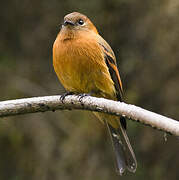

{"left": 78, "top": 19, "right": 84, "bottom": 25}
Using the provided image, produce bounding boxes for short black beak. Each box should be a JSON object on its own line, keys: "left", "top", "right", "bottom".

{"left": 63, "top": 20, "right": 75, "bottom": 26}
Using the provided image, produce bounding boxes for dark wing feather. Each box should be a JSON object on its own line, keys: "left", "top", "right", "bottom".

{"left": 97, "top": 36, "right": 123, "bottom": 102}
{"left": 97, "top": 35, "right": 126, "bottom": 128}
{"left": 97, "top": 35, "right": 137, "bottom": 174}
{"left": 104, "top": 54, "right": 123, "bottom": 101}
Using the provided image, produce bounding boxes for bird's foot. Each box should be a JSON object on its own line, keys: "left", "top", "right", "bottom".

{"left": 77, "top": 93, "right": 90, "bottom": 103}
{"left": 60, "top": 92, "right": 74, "bottom": 102}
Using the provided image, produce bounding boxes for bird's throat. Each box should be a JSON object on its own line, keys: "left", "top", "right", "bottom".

{"left": 59, "top": 28, "right": 75, "bottom": 41}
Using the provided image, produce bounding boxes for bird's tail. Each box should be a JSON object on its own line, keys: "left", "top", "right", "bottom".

{"left": 105, "top": 117, "right": 137, "bottom": 175}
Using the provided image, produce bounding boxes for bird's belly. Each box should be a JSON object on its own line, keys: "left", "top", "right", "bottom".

{"left": 54, "top": 54, "right": 115, "bottom": 98}
{"left": 59, "top": 61, "right": 93, "bottom": 92}
{"left": 54, "top": 55, "right": 97, "bottom": 92}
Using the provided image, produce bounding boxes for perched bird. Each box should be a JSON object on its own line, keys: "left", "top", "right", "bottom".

{"left": 53, "top": 12, "right": 137, "bottom": 175}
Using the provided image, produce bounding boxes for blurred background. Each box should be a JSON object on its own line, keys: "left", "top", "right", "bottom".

{"left": 0, "top": 0, "right": 179, "bottom": 179}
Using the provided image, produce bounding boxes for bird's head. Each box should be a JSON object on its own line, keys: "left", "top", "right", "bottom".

{"left": 59, "top": 12, "right": 98, "bottom": 40}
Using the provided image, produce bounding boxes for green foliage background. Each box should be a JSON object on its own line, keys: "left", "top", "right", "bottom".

{"left": 0, "top": 0, "right": 179, "bottom": 179}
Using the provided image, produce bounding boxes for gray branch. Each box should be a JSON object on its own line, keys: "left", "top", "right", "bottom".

{"left": 0, "top": 95, "right": 178, "bottom": 136}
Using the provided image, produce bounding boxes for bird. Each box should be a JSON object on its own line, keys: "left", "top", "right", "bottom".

{"left": 53, "top": 12, "right": 137, "bottom": 175}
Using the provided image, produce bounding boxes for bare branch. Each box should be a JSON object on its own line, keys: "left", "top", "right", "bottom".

{"left": 0, "top": 95, "right": 178, "bottom": 136}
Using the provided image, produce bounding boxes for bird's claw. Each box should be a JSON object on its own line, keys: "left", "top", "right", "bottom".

{"left": 60, "top": 92, "right": 73, "bottom": 102}
{"left": 77, "top": 93, "right": 89, "bottom": 103}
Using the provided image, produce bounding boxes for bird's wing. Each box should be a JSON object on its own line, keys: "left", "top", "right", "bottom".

{"left": 97, "top": 35, "right": 123, "bottom": 101}
{"left": 97, "top": 34, "right": 127, "bottom": 129}
{"left": 96, "top": 35, "right": 137, "bottom": 174}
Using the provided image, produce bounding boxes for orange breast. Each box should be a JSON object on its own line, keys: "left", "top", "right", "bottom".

{"left": 53, "top": 33, "right": 116, "bottom": 99}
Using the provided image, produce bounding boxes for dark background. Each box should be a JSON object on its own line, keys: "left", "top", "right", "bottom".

{"left": 0, "top": 0, "right": 179, "bottom": 179}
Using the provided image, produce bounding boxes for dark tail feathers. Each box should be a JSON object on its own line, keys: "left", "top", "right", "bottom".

{"left": 106, "top": 119, "right": 137, "bottom": 175}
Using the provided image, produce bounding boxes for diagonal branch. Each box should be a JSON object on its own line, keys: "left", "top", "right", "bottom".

{"left": 0, "top": 95, "right": 178, "bottom": 136}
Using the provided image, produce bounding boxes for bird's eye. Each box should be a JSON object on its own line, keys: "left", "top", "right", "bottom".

{"left": 78, "top": 19, "right": 84, "bottom": 25}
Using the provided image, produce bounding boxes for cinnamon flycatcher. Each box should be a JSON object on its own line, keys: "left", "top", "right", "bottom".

{"left": 53, "top": 12, "right": 137, "bottom": 175}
